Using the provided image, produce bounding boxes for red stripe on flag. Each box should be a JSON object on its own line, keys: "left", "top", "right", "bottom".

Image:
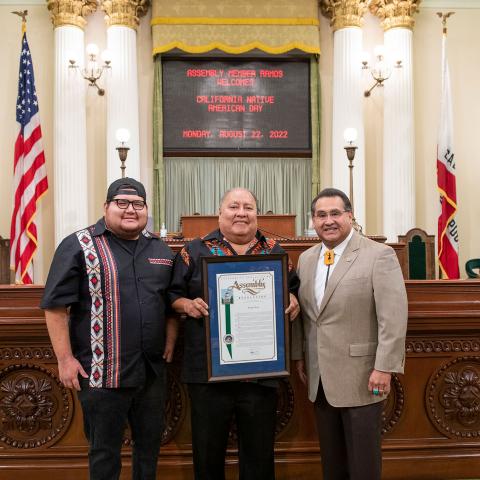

{"left": 11, "top": 139, "right": 46, "bottom": 241}
{"left": 437, "top": 159, "right": 457, "bottom": 205}
{"left": 11, "top": 175, "right": 48, "bottom": 281}
{"left": 438, "top": 231, "right": 460, "bottom": 279}
{"left": 22, "top": 125, "right": 43, "bottom": 159}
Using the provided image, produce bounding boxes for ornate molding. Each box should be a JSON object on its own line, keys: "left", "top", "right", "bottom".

{"left": 161, "top": 369, "right": 186, "bottom": 444}
{"left": 47, "top": 0, "right": 97, "bottom": 29}
{"left": 369, "top": 0, "right": 422, "bottom": 31}
{"left": 406, "top": 339, "right": 480, "bottom": 354}
{"left": 426, "top": 356, "right": 480, "bottom": 439}
{"left": 382, "top": 374, "right": 405, "bottom": 435}
{"left": 422, "top": 0, "right": 478, "bottom": 7}
{"left": 0, "top": 364, "right": 74, "bottom": 448}
{"left": 275, "top": 377, "right": 295, "bottom": 437}
{"left": 320, "top": 0, "right": 369, "bottom": 31}
{"left": 101, "top": 0, "right": 150, "bottom": 30}
{"left": 0, "top": 347, "right": 55, "bottom": 361}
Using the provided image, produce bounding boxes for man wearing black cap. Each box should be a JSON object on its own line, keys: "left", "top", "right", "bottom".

{"left": 41, "top": 178, "right": 177, "bottom": 480}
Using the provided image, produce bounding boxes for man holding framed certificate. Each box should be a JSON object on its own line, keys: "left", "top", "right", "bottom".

{"left": 169, "top": 187, "right": 300, "bottom": 480}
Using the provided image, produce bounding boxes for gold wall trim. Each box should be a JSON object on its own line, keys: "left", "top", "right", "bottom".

{"left": 151, "top": 0, "right": 320, "bottom": 56}
{"left": 47, "top": 0, "right": 97, "bottom": 29}
{"left": 369, "top": 0, "right": 421, "bottom": 31}
{"left": 320, "top": 0, "right": 369, "bottom": 31}
{"left": 152, "top": 41, "right": 320, "bottom": 56}
{"left": 151, "top": 16, "right": 320, "bottom": 26}
{"left": 101, "top": 0, "right": 150, "bottom": 30}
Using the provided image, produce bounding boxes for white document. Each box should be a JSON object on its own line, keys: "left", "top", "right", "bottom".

{"left": 216, "top": 271, "right": 277, "bottom": 364}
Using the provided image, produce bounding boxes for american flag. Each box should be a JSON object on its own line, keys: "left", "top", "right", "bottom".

{"left": 10, "top": 29, "right": 48, "bottom": 284}
{"left": 437, "top": 31, "right": 459, "bottom": 279}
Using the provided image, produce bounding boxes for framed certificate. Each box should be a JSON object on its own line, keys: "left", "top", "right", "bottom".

{"left": 201, "top": 254, "right": 290, "bottom": 382}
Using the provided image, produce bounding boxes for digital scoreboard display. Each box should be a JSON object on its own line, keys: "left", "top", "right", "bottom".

{"left": 162, "top": 59, "right": 311, "bottom": 153}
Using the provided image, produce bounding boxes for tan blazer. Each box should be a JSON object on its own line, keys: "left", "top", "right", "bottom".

{"left": 292, "top": 231, "right": 408, "bottom": 408}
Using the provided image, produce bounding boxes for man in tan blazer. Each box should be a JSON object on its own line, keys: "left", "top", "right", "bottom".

{"left": 293, "top": 188, "right": 408, "bottom": 480}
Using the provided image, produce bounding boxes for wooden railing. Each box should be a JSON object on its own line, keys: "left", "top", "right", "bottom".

{"left": 0, "top": 255, "right": 479, "bottom": 479}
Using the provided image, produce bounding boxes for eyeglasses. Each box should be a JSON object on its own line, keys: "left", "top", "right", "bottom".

{"left": 112, "top": 199, "right": 146, "bottom": 210}
{"left": 313, "top": 209, "right": 347, "bottom": 220}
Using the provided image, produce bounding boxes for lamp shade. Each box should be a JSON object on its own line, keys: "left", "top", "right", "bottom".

{"left": 343, "top": 127, "right": 358, "bottom": 144}
{"left": 101, "top": 49, "right": 112, "bottom": 64}
{"left": 374, "top": 44, "right": 386, "bottom": 58}
{"left": 86, "top": 43, "right": 99, "bottom": 57}
{"left": 116, "top": 128, "right": 131, "bottom": 144}
{"left": 360, "top": 51, "right": 371, "bottom": 65}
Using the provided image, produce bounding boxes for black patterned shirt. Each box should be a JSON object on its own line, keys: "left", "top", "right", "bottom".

{"left": 41, "top": 218, "right": 174, "bottom": 388}
{"left": 168, "top": 229, "right": 300, "bottom": 383}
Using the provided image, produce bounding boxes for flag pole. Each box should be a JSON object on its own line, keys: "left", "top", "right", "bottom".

{"left": 11, "top": 9, "right": 28, "bottom": 32}
{"left": 10, "top": 8, "right": 48, "bottom": 284}
{"left": 436, "top": 11, "right": 454, "bottom": 36}
{"left": 436, "top": 12, "right": 451, "bottom": 279}
{"left": 10, "top": 10, "right": 29, "bottom": 283}
{"left": 435, "top": 11, "right": 459, "bottom": 280}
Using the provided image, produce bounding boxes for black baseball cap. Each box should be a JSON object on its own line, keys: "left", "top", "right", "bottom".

{"left": 106, "top": 178, "right": 146, "bottom": 202}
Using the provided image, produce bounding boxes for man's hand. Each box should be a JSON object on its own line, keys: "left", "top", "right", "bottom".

{"left": 163, "top": 343, "right": 175, "bottom": 363}
{"left": 368, "top": 369, "right": 392, "bottom": 396}
{"left": 163, "top": 316, "right": 179, "bottom": 362}
{"left": 285, "top": 293, "right": 300, "bottom": 321}
{"left": 183, "top": 298, "right": 209, "bottom": 318}
{"left": 45, "top": 308, "right": 86, "bottom": 391}
{"left": 295, "top": 359, "right": 308, "bottom": 386}
{"left": 58, "top": 355, "right": 88, "bottom": 391}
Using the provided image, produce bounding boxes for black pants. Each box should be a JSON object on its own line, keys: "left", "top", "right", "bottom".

{"left": 314, "top": 382, "right": 383, "bottom": 480}
{"left": 188, "top": 382, "right": 277, "bottom": 480}
{"left": 77, "top": 369, "right": 166, "bottom": 480}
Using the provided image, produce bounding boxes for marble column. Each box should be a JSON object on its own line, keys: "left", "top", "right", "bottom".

{"left": 47, "top": 0, "right": 97, "bottom": 245}
{"left": 370, "top": 0, "right": 421, "bottom": 241}
{"left": 321, "top": 0, "right": 369, "bottom": 229}
{"left": 101, "top": 0, "right": 149, "bottom": 184}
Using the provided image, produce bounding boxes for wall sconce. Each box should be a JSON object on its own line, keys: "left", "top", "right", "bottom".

{"left": 361, "top": 45, "right": 402, "bottom": 97}
{"left": 116, "top": 128, "right": 130, "bottom": 178}
{"left": 343, "top": 128, "right": 363, "bottom": 234}
{"left": 69, "top": 43, "right": 111, "bottom": 96}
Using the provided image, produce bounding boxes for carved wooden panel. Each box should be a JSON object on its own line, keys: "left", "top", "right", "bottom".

{"left": 0, "top": 281, "right": 480, "bottom": 479}
{"left": 381, "top": 374, "right": 405, "bottom": 435}
{"left": 0, "top": 363, "right": 74, "bottom": 448}
{"left": 426, "top": 356, "right": 480, "bottom": 439}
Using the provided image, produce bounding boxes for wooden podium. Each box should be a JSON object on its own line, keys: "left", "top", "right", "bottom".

{"left": 1, "top": 280, "right": 480, "bottom": 479}
{"left": 180, "top": 214, "right": 296, "bottom": 239}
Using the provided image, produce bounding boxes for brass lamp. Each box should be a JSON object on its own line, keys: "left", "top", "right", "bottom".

{"left": 343, "top": 128, "right": 363, "bottom": 234}
{"left": 115, "top": 128, "right": 130, "bottom": 178}
{"left": 69, "top": 43, "right": 111, "bottom": 96}
{"left": 361, "top": 45, "right": 402, "bottom": 97}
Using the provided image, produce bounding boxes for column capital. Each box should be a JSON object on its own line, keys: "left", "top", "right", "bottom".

{"left": 47, "top": 0, "right": 97, "bottom": 29}
{"left": 320, "top": 0, "right": 369, "bottom": 31}
{"left": 101, "top": 0, "right": 150, "bottom": 30}
{"left": 369, "top": 0, "right": 422, "bottom": 31}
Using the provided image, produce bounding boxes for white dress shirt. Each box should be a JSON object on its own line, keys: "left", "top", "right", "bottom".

{"left": 314, "top": 229, "right": 354, "bottom": 307}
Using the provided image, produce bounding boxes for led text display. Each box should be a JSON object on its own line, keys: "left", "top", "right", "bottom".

{"left": 162, "top": 59, "right": 311, "bottom": 153}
